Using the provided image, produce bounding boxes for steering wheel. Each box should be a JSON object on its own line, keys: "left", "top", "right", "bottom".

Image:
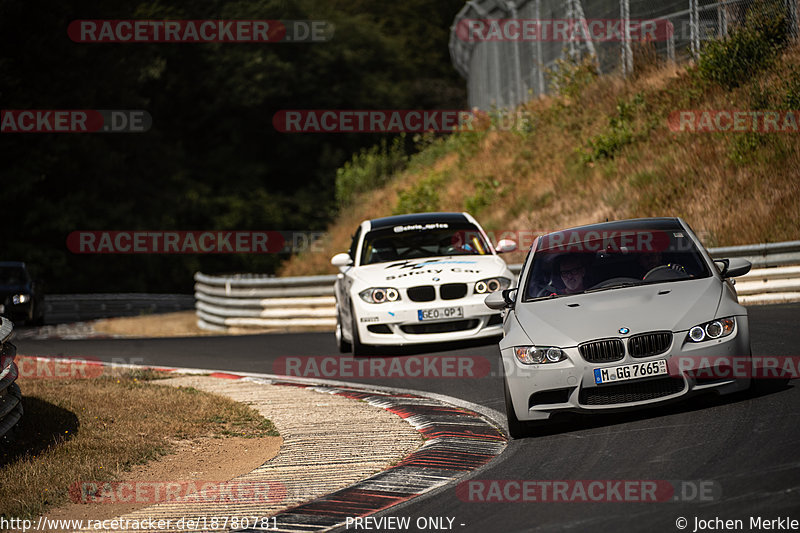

{"left": 643, "top": 264, "right": 687, "bottom": 281}
{"left": 535, "top": 285, "right": 559, "bottom": 298}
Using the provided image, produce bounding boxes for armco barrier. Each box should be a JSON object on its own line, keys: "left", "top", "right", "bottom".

{"left": 45, "top": 293, "right": 195, "bottom": 324}
{"left": 0, "top": 317, "right": 22, "bottom": 440}
{"left": 194, "top": 272, "right": 336, "bottom": 332}
{"left": 195, "top": 241, "right": 800, "bottom": 332}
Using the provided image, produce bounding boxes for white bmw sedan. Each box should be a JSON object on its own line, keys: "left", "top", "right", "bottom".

{"left": 331, "top": 212, "right": 517, "bottom": 355}
{"left": 486, "top": 217, "right": 758, "bottom": 438}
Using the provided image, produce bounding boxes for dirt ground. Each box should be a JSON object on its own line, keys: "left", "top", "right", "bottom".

{"left": 41, "top": 435, "right": 282, "bottom": 530}
{"left": 92, "top": 311, "right": 217, "bottom": 338}
{"left": 91, "top": 311, "right": 332, "bottom": 338}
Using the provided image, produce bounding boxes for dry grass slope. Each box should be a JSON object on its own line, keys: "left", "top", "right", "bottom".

{"left": 281, "top": 46, "right": 800, "bottom": 277}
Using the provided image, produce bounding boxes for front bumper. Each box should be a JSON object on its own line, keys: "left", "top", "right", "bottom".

{"left": 0, "top": 301, "right": 32, "bottom": 322}
{"left": 504, "top": 316, "right": 751, "bottom": 421}
{"left": 353, "top": 296, "right": 503, "bottom": 345}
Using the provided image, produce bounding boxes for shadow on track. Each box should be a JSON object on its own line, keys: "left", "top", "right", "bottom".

{"left": 510, "top": 380, "right": 795, "bottom": 440}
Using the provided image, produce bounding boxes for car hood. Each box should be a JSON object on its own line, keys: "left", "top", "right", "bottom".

{"left": 351, "top": 255, "right": 511, "bottom": 287}
{"left": 0, "top": 283, "right": 29, "bottom": 294}
{"left": 514, "top": 277, "right": 723, "bottom": 347}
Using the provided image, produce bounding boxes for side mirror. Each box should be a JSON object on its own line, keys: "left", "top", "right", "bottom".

{"left": 715, "top": 257, "right": 751, "bottom": 279}
{"left": 331, "top": 253, "right": 353, "bottom": 268}
{"left": 496, "top": 239, "right": 517, "bottom": 254}
{"left": 485, "top": 288, "right": 517, "bottom": 310}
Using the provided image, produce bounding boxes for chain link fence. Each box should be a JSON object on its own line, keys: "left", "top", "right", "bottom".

{"left": 450, "top": 0, "right": 799, "bottom": 110}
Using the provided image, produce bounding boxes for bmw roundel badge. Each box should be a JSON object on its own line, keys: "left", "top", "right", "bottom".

{"left": 619, "top": 327, "right": 630, "bottom": 334}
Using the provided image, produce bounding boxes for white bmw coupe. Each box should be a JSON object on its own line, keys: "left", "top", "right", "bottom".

{"left": 331, "top": 212, "right": 517, "bottom": 355}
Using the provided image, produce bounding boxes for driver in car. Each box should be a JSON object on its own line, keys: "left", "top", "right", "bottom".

{"left": 637, "top": 251, "right": 686, "bottom": 279}
{"left": 557, "top": 255, "right": 588, "bottom": 295}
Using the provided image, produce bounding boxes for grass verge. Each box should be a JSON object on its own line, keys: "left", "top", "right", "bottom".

{"left": 0, "top": 369, "right": 278, "bottom": 521}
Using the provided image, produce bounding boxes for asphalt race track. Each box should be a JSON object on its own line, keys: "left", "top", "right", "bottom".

{"left": 18, "top": 303, "right": 800, "bottom": 533}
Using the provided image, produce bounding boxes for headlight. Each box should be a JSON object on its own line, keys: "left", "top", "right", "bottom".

{"left": 686, "top": 317, "right": 735, "bottom": 343}
{"left": 359, "top": 287, "right": 401, "bottom": 304}
{"left": 513, "top": 346, "right": 566, "bottom": 365}
{"left": 474, "top": 277, "right": 511, "bottom": 294}
{"left": 12, "top": 294, "right": 30, "bottom": 305}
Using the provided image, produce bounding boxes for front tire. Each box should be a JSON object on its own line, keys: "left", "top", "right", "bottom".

{"left": 503, "top": 369, "right": 529, "bottom": 439}
{"left": 350, "top": 304, "right": 366, "bottom": 356}
{"left": 335, "top": 309, "right": 351, "bottom": 353}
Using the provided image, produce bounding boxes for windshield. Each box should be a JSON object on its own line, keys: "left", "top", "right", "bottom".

{"left": 522, "top": 225, "right": 711, "bottom": 301}
{"left": 360, "top": 223, "right": 491, "bottom": 265}
{"left": 0, "top": 266, "right": 28, "bottom": 285}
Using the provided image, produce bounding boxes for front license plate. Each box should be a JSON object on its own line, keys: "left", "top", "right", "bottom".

{"left": 418, "top": 307, "right": 463, "bottom": 321}
{"left": 594, "top": 359, "right": 668, "bottom": 384}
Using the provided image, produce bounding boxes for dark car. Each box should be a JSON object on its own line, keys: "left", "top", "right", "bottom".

{"left": 0, "top": 261, "right": 45, "bottom": 325}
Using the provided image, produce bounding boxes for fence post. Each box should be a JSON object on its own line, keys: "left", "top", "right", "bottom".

{"left": 508, "top": 0, "right": 525, "bottom": 106}
{"left": 667, "top": 19, "right": 676, "bottom": 62}
{"left": 690, "top": 0, "right": 700, "bottom": 57}
{"left": 787, "top": 0, "right": 799, "bottom": 39}
{"left": 535, "top": 0, "right": 546, "bottom": 95}
{"left": 621, "top": 0, "right": 633, "bottom": 76}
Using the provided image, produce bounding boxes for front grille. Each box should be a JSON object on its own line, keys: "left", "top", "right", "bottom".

{"left": 407, "top": 285, "right": 435, "bottom": 302}
{"left": 628, "top": 332, "right": 672, "bottom": 357}
{"left": 367, "top": 324, "right": 392, "bottom": 334}
{"left": 400, "top": 319, "right": 479, "bottom": 334}
{"left": 578, "top": 339, "right": 625, "bottom": 363}
{"left": 440, "top": 283, "right": 467, "bottom": 300}
{"left": 579, "top": 377, "right": 685, "bottom": 406}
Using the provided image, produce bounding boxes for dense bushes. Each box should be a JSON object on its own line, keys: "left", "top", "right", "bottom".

{"left": 695, "top": 5, "right": 790, "bottom": 89}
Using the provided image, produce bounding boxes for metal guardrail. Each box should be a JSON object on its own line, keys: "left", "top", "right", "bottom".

{"left": 0, "top": 317, "right": 22, "bottom": 440}
{"left": 195, "top": 240, "right": 800, "bottom": 332}
{"left": 44, "top": 294, "right": 195, "bottom": 324}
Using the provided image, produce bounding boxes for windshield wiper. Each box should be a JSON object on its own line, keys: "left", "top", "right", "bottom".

{"left": 585, "top": 282, "right": 642, "bottom": 293}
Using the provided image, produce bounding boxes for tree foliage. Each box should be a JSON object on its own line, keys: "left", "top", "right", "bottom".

{"left": 0, "top": 0, "right": 466, "bottom": 292}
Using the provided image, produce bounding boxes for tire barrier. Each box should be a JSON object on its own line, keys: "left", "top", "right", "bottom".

{"left": 0, "top": 317, "right": 22, "bottom": 440}
{"left": 195, "top": 241, "right": 800, "bottom": 333}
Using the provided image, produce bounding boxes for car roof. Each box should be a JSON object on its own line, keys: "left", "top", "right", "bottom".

{"left": 367, "top": 212, "right": 470, "bottom": 231}
{"left": 545, "top": 217, "right": 684, "bottom": 235}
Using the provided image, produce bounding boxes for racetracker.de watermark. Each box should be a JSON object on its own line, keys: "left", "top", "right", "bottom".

{"left": 0, "top": 110, "right": 151, "bottom": 133}
{"left": 668, "top": 110, "right": 800, "bottom": 133}
{"left": 15, "top": 356, "right": 105, "bottom": 380}
{"left": 455, "top": 18, "right": 673, "bottom": 42}
{"left": 273, "top": 110, "right": 476, "bottom": 133}
{"left": 66, "top": 231, "right": 328, "bottom": 254}
{"left": 669, "top": 356, "right": 800, "bottom": 379}
{"left": 272, "top": 356, "right": 491, "bottom": 379}
{"left": 71, "top": 480, "right": 286, "bottom": 504}
{"left": 457, "top": 479, "right": 720, "bottom": 503}
{"left": 68, "top": 20, "right": 333, "bottom": 43}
